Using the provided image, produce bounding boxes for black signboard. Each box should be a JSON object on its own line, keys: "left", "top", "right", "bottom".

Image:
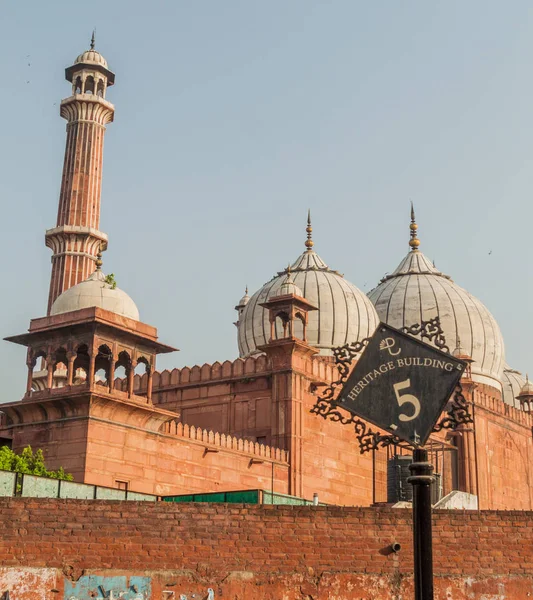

{"left": 337, "top": 323, "right": 466, "bottom": 446}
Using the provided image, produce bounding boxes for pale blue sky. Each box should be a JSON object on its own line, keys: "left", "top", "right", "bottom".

{"left": 1, "top": 1, "right": 533, "bottom": 401}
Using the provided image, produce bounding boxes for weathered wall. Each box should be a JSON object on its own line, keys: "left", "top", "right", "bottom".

{"left": 473, "top": 388, "right": 533, "bottom": 510}
{"left": 84, "top": 418, "right": 289, "bottom": 496}
{"left": 1, "top": 499, "right": 533, "bottom": 599}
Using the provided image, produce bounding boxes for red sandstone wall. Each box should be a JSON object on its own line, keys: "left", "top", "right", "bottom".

{"left": 301, "top": 394, "right": 386, "bottom": 505}
{"left": 473, "top": 389, "right": 533, "bottom": 509}
{"left": 1, "top": 499, "right": 533, "bottom": 599}
{"left": 84, "top": 418, "right": 289, "bottom": 496}
{"left": 9, "top": 419, "right": 88, "bottom": 481}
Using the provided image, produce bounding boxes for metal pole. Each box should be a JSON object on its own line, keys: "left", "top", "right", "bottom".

{"left": 408, "top": 448, "right": 434, "bottom": 600}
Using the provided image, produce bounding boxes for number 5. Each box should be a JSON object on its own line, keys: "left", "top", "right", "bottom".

{"left": 393, "top": 379, "right": 421, "bottom": 422}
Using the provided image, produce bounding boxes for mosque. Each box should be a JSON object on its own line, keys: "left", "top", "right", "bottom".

{"left": 1, "top": 40, "right": 533, "bottom": 509}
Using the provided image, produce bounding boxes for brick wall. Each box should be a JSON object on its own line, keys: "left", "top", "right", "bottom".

{"left": 1, "top": 499, "right": 533, "bottom": 599}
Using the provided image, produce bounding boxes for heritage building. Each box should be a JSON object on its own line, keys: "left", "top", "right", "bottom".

{"left": 1, "top": 42, "right": 532, "bottom": 509}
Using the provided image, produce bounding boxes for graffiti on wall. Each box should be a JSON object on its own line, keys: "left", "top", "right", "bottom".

{"left": 64, "top": 576, "right": 151, "bottom": 600}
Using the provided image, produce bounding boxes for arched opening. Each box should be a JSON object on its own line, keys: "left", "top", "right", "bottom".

{"left": 73, "top": 344, "right": 90, "bottom": 385}
{"left": 94, "top": 344, "right": 112, "bottom": 387}
{"left": 97, "top": 79, "right": 105, "bottom": 97}
{"left": 294, "top": 312, "right": 306, "bottom": 341}
{"left": 115, "top": 351, "right": 132, "bottom": 392}
{"left": 52, "top": 347, "right": 69, "bottom": 388}
{"left": 74, "top": 76, "right": 82, "bottom": 94}
{"left": 274, "top": 312, "right": 290, "bottom": 339}
{"left": 29, "top": 349, "right": 48, "bottom": 392}
{"left": 84, "top": 76, "right": 95, "bottom": 94}
{"left": 134, "top": 358, "right": 149, "bottom": 394}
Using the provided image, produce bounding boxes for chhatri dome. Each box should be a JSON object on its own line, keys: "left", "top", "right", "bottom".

{"left": 74, "top": 32, "right": 108, "bottom": 69}
{"left": 236, "top": 213, "right": 379, "bottom": 357}
{"left": 50, "top": 253, "right": 139, "bottom": 321}
{"left": 367, "top": 205, "right": 505, "bottom": 389}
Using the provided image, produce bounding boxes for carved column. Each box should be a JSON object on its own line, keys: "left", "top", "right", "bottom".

{"left": 26, "top": 362, "right": 34, "bottom": 395}
{"left": 46, "top": 356, "right": 54, "bottom": 390}
{"left": 127, "top": 366, "right": 134, "bottom": 398}
{"left": 67, "top": 351, "right": 76, "bottom": 386}
{"left": 88, "top": 352, "right": 96, "bottom": 390}
{"left": 108, "top": 356, "right": 116, "bottom": 393}
{"left": 146, "top": 368, "right": 153, "bottom": 402}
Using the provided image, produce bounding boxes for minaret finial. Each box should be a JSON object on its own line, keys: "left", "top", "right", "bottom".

{"left": 90, "top": 30, "right": 96, "bottom": 50}
{"left": 95, "top": 243, "right": 103, "bottom": 271}
{"left": 409, "top": 201, "right": 420, "bottom": 252}
{"left": 305, "top": 209, "right": 314, "bottom": 251}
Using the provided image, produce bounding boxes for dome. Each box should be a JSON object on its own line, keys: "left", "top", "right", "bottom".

{"left": 501, "top": 365, "right": 525, "bottom": 408}
{"left": 236, "top": 217, "right": 379, "bottom": 357}
{"left": 518, "top": 376, "right": 533, "bottom": 398}
{"left": 235, "top": 288, "right": 250, "bottom": 310}
{"left": 75, "top": 49, "right": 108, "bottom": 69}
{"left": 271, "top": 270, "right": 302, "bottom": 299}
{"left": 50, "top": 270, "right": 139, "bottom": 321}
{"left": 368, "top": 210, "right": 505, "bottom": 389}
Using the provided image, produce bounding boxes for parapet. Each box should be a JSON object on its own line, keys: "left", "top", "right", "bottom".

{"left": 161, "top": 421, "right": 289, "bottom": 463}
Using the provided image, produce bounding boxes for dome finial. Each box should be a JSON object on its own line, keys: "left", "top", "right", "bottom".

{"left": 305, "top": 209, "right": 314, "bottom": 251}
{"left": 90, "top": 29, "right": 96, "bottom": 50}
{"left": 95, "top": 244, "right": 103, "bottom": 271}
{"left": 409, "top": 201, "right": 420, "bottom": 252}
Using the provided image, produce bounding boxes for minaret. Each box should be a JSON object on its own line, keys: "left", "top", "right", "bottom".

{"left": 45, "top": 33, "right": 115, "bottom": 313}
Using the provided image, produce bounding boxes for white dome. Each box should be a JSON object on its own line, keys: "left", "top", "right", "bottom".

{"left": 75, "top": 49, "right": 108, "bottom": 69}
{"left": 237, "top": 248, "right": 379, "bottom": 357}
{"left": 368, "top": 248, "right": 505, "bottom": 389}
{"left": 50, "top": 270, "right": 139, "bottom": 321}
{"left": 502, "top": 365, "right": 525, "bottom": 408}
{"left": 271, "top": 271, "right": 303, "bottom": 299}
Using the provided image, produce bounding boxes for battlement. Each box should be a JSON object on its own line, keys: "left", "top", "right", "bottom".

{"left": 161, "top": 421, "right": 289, "bottom": 463}
{"left": 132, "top": 352, "right": 339, "bottom": 393}
{"left": 474, "top": 389, "right": 533, "bottom": 427}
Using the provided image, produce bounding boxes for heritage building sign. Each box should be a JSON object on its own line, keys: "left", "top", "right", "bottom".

{"left": 337, "top": 323, "right": 466, "bottom": 446}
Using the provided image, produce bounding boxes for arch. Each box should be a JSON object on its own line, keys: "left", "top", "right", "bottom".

{"left": 52, "top": 347, "right": 68, "bottom": 388}
{"left": 94, "top": 344, "right": 112, "bottom": 386}
{"left": 97, "top": 79, "right": 105, "bottom": 97}
{"left": 74, "top": 76, "right": 82, "bottom": 94}
{"left": 274, "top": 312, "right": 290, "bottom": 339}
{"left": 293, "top": 312, "right": 306, "bottom": 340}
{"left": 30, "top": 349, "right": 47, "bottom": 372}
{"left": 114, "top": 351, "right": 132, "bottom": 388}
{"left": 72, "top": 344, "right": 90, "bottom": 385}
{"left": 84, "top": 75, "right": 95, "bottom": 94}
{"left": 29, "top": 348, "right": 48, "bottom": 392}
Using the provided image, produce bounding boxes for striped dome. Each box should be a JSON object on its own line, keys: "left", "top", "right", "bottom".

{"left": 501, "top": 365, "right": 525, "bottom": 408}
{"left": 368, "top": 247, "right": 505, "bottom": 389}
{"left": 237, "top": 248, "right": 379, "bottom": 357}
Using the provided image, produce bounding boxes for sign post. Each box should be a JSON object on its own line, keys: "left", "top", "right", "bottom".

{"left": 312, "top": 320, "right": 470, "bottom": 600}
{"left": 409, "top": 447, "right": 434, "bottom": 600}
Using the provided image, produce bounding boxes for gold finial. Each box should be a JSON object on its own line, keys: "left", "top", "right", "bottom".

{"left": 90, "top": 30, "right": 96, "bottom": 50}
{"left": 305, "top": 209, "right": 314, "bottom": 251}
{"left": 95, "top": 243, "right": 103, "bottom": 270}
{"left": 409, "top": 201, "right": 420, "bottom": 252}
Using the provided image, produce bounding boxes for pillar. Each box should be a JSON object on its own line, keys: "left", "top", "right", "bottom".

{"left": 67, "top": 352, "right": 76, "bottom": 386}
